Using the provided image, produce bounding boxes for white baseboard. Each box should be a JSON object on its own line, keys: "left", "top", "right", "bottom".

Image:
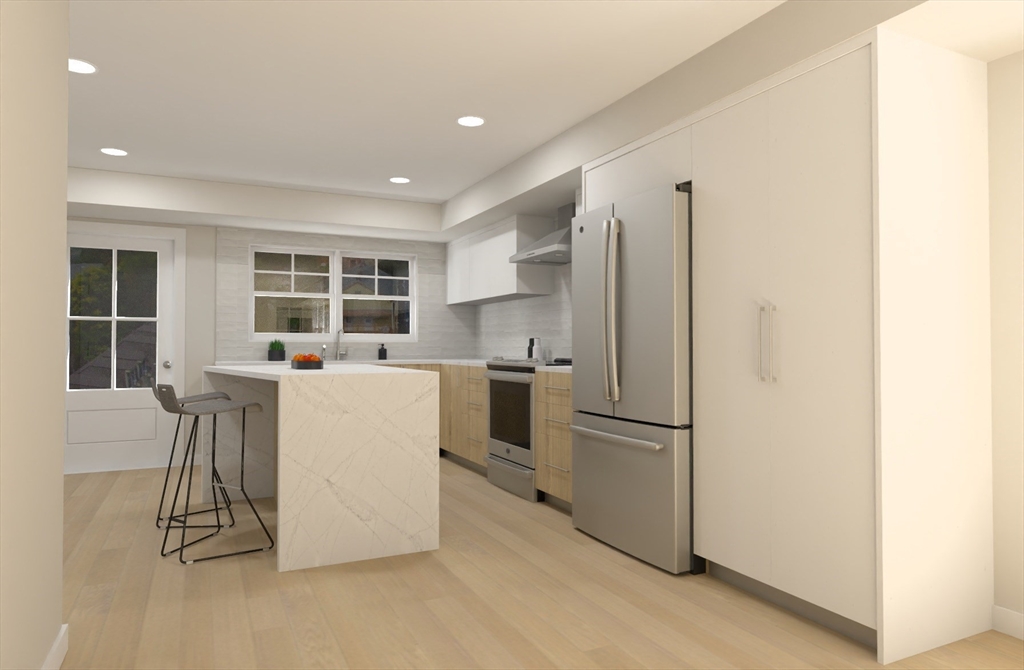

{"left": 41, "top": 623, "right": 68, "bottom": 670}
{"left": 993, "top": 606, "right": 1024, "bottom": 640}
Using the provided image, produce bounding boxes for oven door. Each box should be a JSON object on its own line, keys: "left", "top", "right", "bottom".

{"left": 484, "top": 370, "right": 534, "bottom": 469}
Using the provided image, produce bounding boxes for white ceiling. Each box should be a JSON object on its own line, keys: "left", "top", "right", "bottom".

{"left": 69, "top": 0, "right": 782, "bottom": 204}
{"left": 882, "top": 0, "right": 1024, "bottom": 63}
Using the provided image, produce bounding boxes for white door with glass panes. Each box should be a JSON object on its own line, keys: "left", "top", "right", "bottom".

{"left": 65, "top": 225, "right": 184, "bottom": 473}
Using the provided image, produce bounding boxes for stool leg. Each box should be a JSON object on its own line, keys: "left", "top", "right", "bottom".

{"left": 160, "top": 414, "right": 233, "bottom": 531}
{"left": 179, "top": 414, "right": 226, "bottom": 564}
{"left": 179, "top": 407, "right": 275, "bottom": 563}
{"left": 161, "top": 416, "right": 221, "bottom": 559}
{"left": 240, "top": 407, "right": 275, "bottom": 551}
{"left": 155, "top": 414, "right": 183, "bottom": 528}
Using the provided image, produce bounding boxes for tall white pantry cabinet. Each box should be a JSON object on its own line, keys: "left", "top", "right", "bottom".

{"left": 581, "top": 30, "right": 992, "bottom": 665}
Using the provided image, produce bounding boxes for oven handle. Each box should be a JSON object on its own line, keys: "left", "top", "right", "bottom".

{"left": 483, "top": 370, "right": 535, "bottom": 384}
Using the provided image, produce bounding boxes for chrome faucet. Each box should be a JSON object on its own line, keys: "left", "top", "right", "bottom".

{"left": 335, "top": 330, "right": 348, "bottom": 360}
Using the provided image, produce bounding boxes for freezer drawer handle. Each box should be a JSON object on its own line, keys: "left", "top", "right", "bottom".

{"left": 569, "top": 425, "right": 664, "bottom": 452}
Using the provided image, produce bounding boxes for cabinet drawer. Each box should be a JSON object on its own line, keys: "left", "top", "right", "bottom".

{"left": 537, "top": 401, "right": 572, "bottom": 440}
{"left": 536, "top": 430, "right": 572, "bottom": 503}
{"left": 535, "top": 371, "right": 572, "bottom": 406}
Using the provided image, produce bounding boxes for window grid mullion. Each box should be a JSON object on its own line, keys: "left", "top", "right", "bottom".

{"left": 110, "top": 248, "right": 118, "bottom": 390}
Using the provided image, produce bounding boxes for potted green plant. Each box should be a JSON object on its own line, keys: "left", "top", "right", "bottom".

{"left": 268, "top": 339, "right": 286, "bottom": 361}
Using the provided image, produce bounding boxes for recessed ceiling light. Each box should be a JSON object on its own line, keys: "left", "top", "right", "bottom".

{"left": 390, "top": 177, "right": 410, "bottom": 184}
{"left": 457, "top": 116, "right": 485, "bottom": 127}
{"left": 100, "top": 148, "right": 128, "bottom": 157}
{"left": 69, "top": 59, "right": 96, "bottom": 74}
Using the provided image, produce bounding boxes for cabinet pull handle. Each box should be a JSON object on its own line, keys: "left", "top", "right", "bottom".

{"left": 544, "top": 385, "right": 570, "bottom": 391}
{"left": 467, "top": 401, "right": 482, "bottom": 407}
{"left": 468, "top": 376, "right": 483, "bottom": 381}
{"left": 769, "top": 304, "right": 777, "bottom": 383}
{"left": 544, "top": 462, "right": 570, "bottom": 473}
{"left": 468, "top": 437, "right": 482, "bottom": 443}
{"left": 758, "top": 305, "right": 767, "bottom": 382}
{"left": 545, "top": 417, "right": 569, "bottom": 425}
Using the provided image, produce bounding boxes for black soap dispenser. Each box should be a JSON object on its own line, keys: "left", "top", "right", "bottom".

{"left": 378, "top": 344, "right": 387, "bottom": 360}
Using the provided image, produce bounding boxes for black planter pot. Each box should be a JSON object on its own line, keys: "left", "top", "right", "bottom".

{"left": 268, "top": 349, "right": 286, "bottom": 361}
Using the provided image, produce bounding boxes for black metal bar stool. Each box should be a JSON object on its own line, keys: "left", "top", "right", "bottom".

{"left": 153, "top": 384, "right": 275, "bottom": 564}
{"left": 152, "top": 382, "right": 234, "bottom": 530}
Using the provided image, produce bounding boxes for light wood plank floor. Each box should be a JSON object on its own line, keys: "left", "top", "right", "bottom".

{"left": 62, "top": 457, "right": 1022, "bottom": 669}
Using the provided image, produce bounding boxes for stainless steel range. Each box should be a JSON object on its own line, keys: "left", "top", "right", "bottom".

{"left": 483, "top": 357, "right": 539, "bottom": 500}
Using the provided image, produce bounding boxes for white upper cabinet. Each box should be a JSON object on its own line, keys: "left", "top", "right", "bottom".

{"left": 446, "top": 215, "right": 555, "bottom": 305}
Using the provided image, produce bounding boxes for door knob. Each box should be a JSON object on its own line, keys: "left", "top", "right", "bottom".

{"left": 162, "top": 361, "right": 172, "bottom": 369}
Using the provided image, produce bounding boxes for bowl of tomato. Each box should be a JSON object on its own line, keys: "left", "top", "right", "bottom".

{"left": 290, "top": 353, "right": 324, "bottom": 370}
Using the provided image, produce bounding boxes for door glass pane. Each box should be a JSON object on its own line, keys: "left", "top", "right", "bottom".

{"left": 254, "top": 252, "right": 291, "bottom": 272}
{"left": 116, "top": 250, "right": 158, "bottom": 317}
{"left": 254, "top": 272, "right": 291, "bottom": 292}
{"left": 69, "top": 320, "right": 111, "bottom": 389}
{"left": 342, "top": 257, "right": 375, "bottom": 275}
{"left": 254, "top": 296, "right": 330, "bottom": 333}
{"left": 294, "top": 274, "right": 330, "bottom": 293}
{"left": 294, "top": 254, "right": 330, "bottom": 274}
{"left": 116, "top": 321, "right": 156, "bottom": 389}
{"left": 377, "top": 259, "right": 409, "bottom": 277}
{"left": 342, "top": 277, "right": 375, "bottom": 295}
{"left": 69, "top": 247, "right": 112, "bottom": 317}
{"left": 342, "top": 299, "right": 410, "bottom": 334}
{"left": 378, "top": 278, "right": 409, "bottom": 297}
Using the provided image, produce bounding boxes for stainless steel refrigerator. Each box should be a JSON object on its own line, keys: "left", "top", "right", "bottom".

{"left": 571, "top": 183, "right": 701, "bottom": 574}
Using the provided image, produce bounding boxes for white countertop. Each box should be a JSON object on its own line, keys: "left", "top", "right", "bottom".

{"left": 203, "top": 363, "right": 431, "bottom": 382}
{"left": 210, "top": 359, "right": 572, "bottom": 373}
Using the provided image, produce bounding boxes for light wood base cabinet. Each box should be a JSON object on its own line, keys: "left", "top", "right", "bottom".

{"left": 447, "top": 365, "right": 488, "bottom": 466}
{"left": 534, "top": 370, "right": 573, "bottom": 502}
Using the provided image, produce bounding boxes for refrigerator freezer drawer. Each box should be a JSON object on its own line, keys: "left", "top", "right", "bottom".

{"left": 571, "top": 412, "right": 693, "bottom": 574}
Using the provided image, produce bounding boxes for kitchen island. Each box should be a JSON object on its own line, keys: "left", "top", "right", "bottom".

{"left": 201, "top": 364, "right": 439, "bottom": 572}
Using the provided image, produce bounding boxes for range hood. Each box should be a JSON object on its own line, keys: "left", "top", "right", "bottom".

{"left": 509, "top": 202, "right": 574, "bottom": 265}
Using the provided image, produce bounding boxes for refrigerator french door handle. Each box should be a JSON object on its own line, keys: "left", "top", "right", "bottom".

{"left": 570, "top": 424, "right": 664, "bottom": 451}
{"left": 769, "top": 304, "right": 777, "bottom": 383}
{"left": 758, "top": 305, "right": 767, "bottom": 382}
{"left": 607, "top": 217, "right": 621, "bottom": 402}
{"left": 601, "top": 219, "right": 612, "bottom": 401}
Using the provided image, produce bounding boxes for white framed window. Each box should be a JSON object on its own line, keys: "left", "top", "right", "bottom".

{"left": 248, "top": 246, "right": 417, "bottom": 343}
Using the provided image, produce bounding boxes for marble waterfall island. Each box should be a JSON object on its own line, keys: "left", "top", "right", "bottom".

{"left": 202, "top": 364, "right": 439, "bottom": 572}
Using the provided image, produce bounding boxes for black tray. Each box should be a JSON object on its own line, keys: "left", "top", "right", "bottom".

{"left": 291, "top": 360, "right": 324, "bottom": 370}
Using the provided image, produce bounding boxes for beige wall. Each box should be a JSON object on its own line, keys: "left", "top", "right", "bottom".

{"left": 0, "top": 1, "right": 70, "bottom": 668}
{"left": 875, "top": 28, "right": 992, "bottom": 662}
{"left": 989, "top": 50, "right": 1024, "bottom": 624}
